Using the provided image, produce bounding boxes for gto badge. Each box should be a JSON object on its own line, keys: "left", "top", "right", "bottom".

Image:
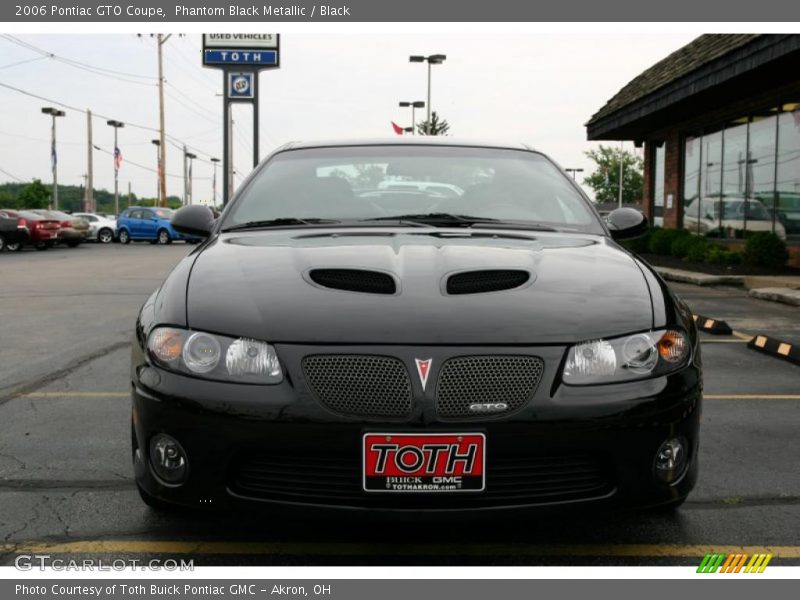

{"left": 468, "top": 402, "right": 509, "bottom": 414}
{"left": 415, "top": 358, "right": 432, "bottom": 390}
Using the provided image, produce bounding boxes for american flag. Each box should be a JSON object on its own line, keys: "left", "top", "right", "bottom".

{"left": 114, "top": 146, "right": 122, "bottom": 172}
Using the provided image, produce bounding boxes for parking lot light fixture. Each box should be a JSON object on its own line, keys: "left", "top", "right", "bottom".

{"left": 409, "top": 55, "right": 447, "bottom": 133}
{"left": 41, "top": 107, "right": 66, "bottom": 209}
{"left": 399, "top": 101, "right": 426, "bottom": 135}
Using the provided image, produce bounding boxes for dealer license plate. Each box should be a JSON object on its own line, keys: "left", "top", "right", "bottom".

{"left": 362, "top": 433, "right": 485, "bottom": 493}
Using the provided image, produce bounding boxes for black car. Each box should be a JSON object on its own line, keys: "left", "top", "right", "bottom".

{"left": 131, "top": 139, "right": 701, "bottom": 515}
{"left": 0, "top": 213, "right": 28, "bottom": 252}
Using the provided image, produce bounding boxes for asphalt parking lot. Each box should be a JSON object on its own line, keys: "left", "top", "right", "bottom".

{"left": 0, "top": 243, "right": 798, "bottom": 566}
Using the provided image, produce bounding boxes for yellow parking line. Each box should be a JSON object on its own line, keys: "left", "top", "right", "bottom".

{"left": 705, "top": 394, "right": 800, "bottom": 400}
{"left": 2, "top": 541, "right": 800, "bottom": 558}
{"left": 20, "top": 392, "right": 128, "bottom": 398}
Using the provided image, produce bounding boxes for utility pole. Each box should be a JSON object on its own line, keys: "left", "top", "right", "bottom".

{"left": 107, "top": 120, "right": 124, "bottom": 216}
{"left": 182, "top": 143, "right": 188, "bottom": 206}
{"left": 151, "top": 139, "right": 161, "bottom": 202}
{"left": 409, "top": 55, "right": 446, "bottom": 134}
{"left": 127, "top": 181, "right": 132, "bottom": 209}
{"left": 156, "top": 34, "right": 171, "bottom": 206}
{"left": 210, "top": 157, "right": 220, "bottom": 207}
{"left": 41, "top": 107, "right": 65, "bottom": 210}
{"left": 86, "top": 109, "right": 94, "bottom": 212}
{"left": 618, "top": 140, "right": 624, "bottom": 209}
{"left": 185, "top": 152, "right": 196, "bottom": 205}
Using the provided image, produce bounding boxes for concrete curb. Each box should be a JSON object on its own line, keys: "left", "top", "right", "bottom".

{"left": 692, "top": 314, "right": 733, "bottom": 335}
{"left": 748, "top": 287, "right": 800, "bottom": 307}
{"left": 747, "top": 334, "right": 800, "bottom": 366}
{"left": 654, "top": 267, "right": 744, "bottom": 287}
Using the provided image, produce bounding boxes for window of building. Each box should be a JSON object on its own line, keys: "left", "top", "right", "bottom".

{"left": 776, "top": 103, "right": 800, "bottom": 242}
{"left": 680, "top": 102, "right": 797, "bottom": 242}
{"left": 651, "top": 142, "right": 665, "bottom": 227}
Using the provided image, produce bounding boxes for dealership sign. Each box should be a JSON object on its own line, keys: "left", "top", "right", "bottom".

{"left": 202, "top": 34, "right": 280, "bottom": 68}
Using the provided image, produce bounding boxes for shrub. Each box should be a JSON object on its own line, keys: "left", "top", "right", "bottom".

{"left": 647, "top": 228, "right": 683, "bottom": 255}
{"left": 743, "top": 232, "right": 789, "bottom": 269}
{"left": 668, "top": 230, "right": 696, "bottom": 258}
{"left": 684, "top": 238, "right": 711, "bottom": 263}
{"left": 705, "top": 245, "right": 742, "bottom": 266}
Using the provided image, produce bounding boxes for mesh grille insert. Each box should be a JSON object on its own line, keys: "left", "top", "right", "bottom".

{"left": 309, "top": 269, "right": 396, "bottom": 294}
{"left": 436, "top": 355, "right": 544, "bottom": 419}
{"left": 446, "top": 270, "right": 530, "bottom": 295}
{"left": 302, "top": 355, "right": 412, "bottom": 418}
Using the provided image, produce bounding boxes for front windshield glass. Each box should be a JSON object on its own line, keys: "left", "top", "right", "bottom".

{"left": 223, "top": 145, "right": 604, "bottom": 233}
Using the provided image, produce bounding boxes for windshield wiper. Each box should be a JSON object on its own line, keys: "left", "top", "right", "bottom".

{"left": 358, "top": 213, "right": 558, "bottom": 231}
{"left": 222, "top": 217, "right": 340, "bottom": 232}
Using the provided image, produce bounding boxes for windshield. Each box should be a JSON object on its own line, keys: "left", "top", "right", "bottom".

{"left": 223, "top": 146, "right": 604, "bottom": 233}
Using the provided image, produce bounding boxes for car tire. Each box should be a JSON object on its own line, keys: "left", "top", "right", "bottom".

{"left": 6, "top": 241, "right": 22, "bottom": 252}
{"left": 97, "top": 228, "right": 114, "bottom": 244}
{"left": 119, "top": 229, "right": 131, "bottom": 244}
{"left": 157, "top": 229, "right": 172, "bottom": 245}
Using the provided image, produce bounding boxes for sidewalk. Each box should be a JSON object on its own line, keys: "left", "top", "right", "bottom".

{"left": 654, "top": 267, "right": 800, "bottom": 307}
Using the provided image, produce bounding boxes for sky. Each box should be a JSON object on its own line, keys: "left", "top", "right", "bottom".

{"left": 0, "top": 32, "right": 698, "bottom": 204}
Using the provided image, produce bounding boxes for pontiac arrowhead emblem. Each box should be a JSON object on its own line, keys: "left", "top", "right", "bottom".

{"left": 415, "top": 358, "right": 432, "bottom": 390}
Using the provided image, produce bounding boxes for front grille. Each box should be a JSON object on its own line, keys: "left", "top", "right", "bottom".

{"left": 302, "top": 355, "right": 412, "bottom": 418}
{"left": 446, "top": 269, "right": 530, "bottom": 295}
{"left": 229, "top": 451, "right": 613, "bottom": 508}
{"left": 435, "top": 355, "right": 544, "bottom": 419}
{"left": 309, "top": 268, "right": 397, "bottom": 294}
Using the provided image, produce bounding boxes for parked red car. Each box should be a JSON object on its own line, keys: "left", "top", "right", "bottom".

{"left": 0, "top": 209, "right": 61, "bottom": 251}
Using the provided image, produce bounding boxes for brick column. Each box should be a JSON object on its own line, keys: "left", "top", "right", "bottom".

{"left": 662, "top": 130, "right": 681, "bottom": 229}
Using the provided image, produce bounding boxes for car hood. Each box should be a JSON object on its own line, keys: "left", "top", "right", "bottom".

{"left": 185, "top": 229, "right": 654, "bottom": 345}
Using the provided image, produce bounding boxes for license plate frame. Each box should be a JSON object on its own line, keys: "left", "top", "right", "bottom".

{"left": 362, "top": 432, "right": 486, "bottom": 493}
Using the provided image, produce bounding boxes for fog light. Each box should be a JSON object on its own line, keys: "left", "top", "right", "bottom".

{"left": 654, "top": 437, "right": 687, "bottom": 483}
{"left": 149, "top": 434, "right": 188, "bottom": 485}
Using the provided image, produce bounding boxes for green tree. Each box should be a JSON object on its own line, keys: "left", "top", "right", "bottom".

{"left": 416, "top": 111, "right": 451, "bottom": 136}
{"left": 583, "top": 145, "right": 643, "bottom": 204}
{"left": 17, "top": 179, "right": 50, "bottom": 209}
{"left": 0, "top": 190, "right": 17, "bottom": 208}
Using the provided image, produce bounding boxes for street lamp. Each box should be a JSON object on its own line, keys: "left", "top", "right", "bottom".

{"left": 185, "top": 152, "right": 197, "bottom": 205}
{"left": 399, "top": 101, "right": 425, "bottom": 135}
{"left": 409, "top": 54, "right": 446, "bottom": 134}
{"left": 41, "top": 107, "right": 66, "bottom": 209}
{"left": 565, "top": 168, "right": 584, "bottom": 181}
{"left": 151, "top": 139, "right": 161, "bottom": 204}
{"left": 106, "top": 120, "right": 124, "bottom": 215}
{"left": 210, "top": 157, "right": 220, "bottom": 207}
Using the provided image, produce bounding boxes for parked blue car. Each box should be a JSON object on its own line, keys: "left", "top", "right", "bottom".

{"left": 115, "top": 206, "right": 201, "bottom": 245}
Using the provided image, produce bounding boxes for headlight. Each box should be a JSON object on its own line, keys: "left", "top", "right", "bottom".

{"left": 563, "top": 329, "right": 690, "bottom": 385}
{"left": 147, "top": 327, "right": 283, "bottom": 384}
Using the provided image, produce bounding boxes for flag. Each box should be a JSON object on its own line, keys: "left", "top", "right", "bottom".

{"left": 114, "top": 146, "right": 122, "bottom": 172}
{"left": 391, "top": 121, "right": 404, "bottom": 135}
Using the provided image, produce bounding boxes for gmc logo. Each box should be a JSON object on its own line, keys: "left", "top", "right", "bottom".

{"left": 369, "top": 443, "right": 479, "bottom": 475}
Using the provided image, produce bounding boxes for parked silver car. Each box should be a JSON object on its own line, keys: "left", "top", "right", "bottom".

{"left": 73, "top": 213, "right": 117, "bottom": 244}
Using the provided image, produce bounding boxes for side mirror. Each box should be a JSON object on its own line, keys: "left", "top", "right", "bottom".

{"left": 607, "top": 207, "right": 648, "bottom": 240}
{"left": 171, "top": 205, "right": 215, "bottom": 238}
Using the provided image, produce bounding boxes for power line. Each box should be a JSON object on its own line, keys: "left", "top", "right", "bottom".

{"left": 93, "top": 144, "right": 210, "bottom": 180}
{"left": 0, "top": 55, "right": 48, "bottom": 70}
{"left": 0, "top": 166, "right": 23, "bottom": 181}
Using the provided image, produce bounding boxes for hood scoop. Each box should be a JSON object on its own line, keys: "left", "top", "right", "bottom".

{"left": 446, "top": 269, "right": 532, "bottom": 295}
{"left": 308, "top": 268, "right": 397, "bottom": 295}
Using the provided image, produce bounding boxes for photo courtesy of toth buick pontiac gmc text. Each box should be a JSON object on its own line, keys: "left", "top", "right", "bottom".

{"left": 130, "top": 139, "right": 701, "bottom": 515}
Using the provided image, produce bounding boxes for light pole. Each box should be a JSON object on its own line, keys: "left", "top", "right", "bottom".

{"left": 107, "top": 120, "right": 124, "bottom": 216}
{"left": 185, "top": 152, "right": 196, "bottom": 205}
{"left": 409, "top": 54, "right": 446, "bottom": 134}
{"left": 151, "top": 139, "right": 161, "bottom": 204}
{"left": 41, "top": 107, "right": 66, "bottom": 209}
{"left": 399, "top": 101, "right": 425, "bottom": 135}
{"left": 565, "top": 168, "right": 584, "bottom": 181}
{"left": 210, "top": 157, "right": 220, "bottom": 207}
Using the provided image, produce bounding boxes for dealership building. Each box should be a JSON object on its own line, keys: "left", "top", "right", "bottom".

{"left": 586, "top": 34, "right": 800, "bottom": 266}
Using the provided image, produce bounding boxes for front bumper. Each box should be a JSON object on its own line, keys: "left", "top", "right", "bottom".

{"left": 131, "top": 341, "right": 701, "bottom": 514}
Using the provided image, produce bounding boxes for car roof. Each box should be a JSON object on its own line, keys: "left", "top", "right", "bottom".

{"left": 275, "top": 137, "right": 540, "bottom": 153}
